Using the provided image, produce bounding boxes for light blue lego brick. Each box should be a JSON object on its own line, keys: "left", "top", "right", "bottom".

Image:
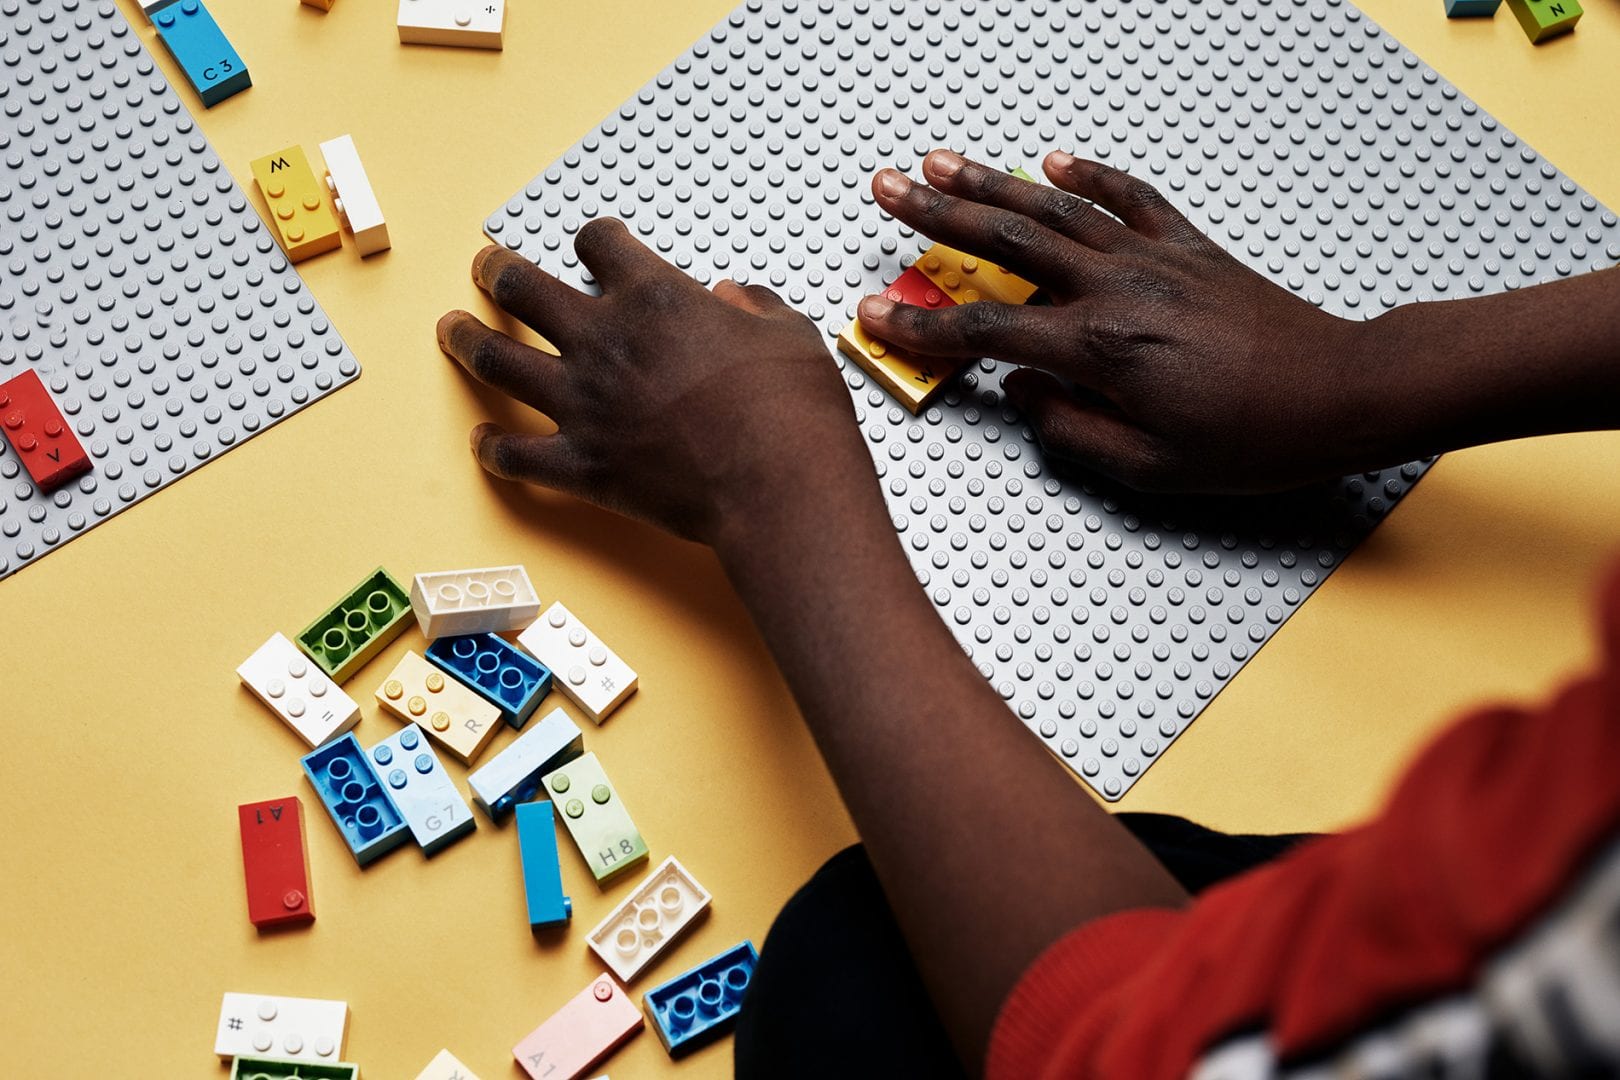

{"left": 300, "top": 733, "right": 409, "bottom": 867}
{"left": 369, "top": 727, "right": 476, "bottom": 857}
{"left": 466, "top": 707, "right": 583, "bottom": 822}
{"left": 515, "top": 801, "right": 572, "bottom": 930}
{"left": 642, "top": 941, "right": 758, "bottom": 1058}
{"left": 151, "top": 0, "right": 251, "bottom": 108}
{"left": 426, "top": 632, "right": 553, "bottom": 729}
{"left": 1444, "top": 0, "right": 1502, "bottom": 14}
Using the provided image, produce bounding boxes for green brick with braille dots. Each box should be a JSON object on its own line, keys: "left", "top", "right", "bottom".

{"left": 541, "top": 751, "right": 649, "bottom": 884}
{"left": 1505, "top": 0, "right": 1580, "bottom": 42}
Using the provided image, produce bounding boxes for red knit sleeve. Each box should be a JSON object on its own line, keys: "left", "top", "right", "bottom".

{"left": 987, "top": 564, "right": 1620, "bottom": 1080}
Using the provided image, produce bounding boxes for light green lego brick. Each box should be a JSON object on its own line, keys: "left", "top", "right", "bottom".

{"left": 1008, "top": 165, "right": 1037, "bottom": 182}
{"left": 296, "top": 567, "right": 413, "bottom": 684}
{"left": 542, "top": 751, "right": 649, "bottom": 883}
{"left": 1505, "top": 0, "right": 1580, "bottom": 41}
{"left": 230, "top": 1057, "right": 361, "bottom": 1080}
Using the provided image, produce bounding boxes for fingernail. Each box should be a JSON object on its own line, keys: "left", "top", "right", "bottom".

{"left": 436, "top": 311, "right": 462, "bottom": 348}
{"left": 471, "top": 245, "right": 498, "bottom": 284}
{"left": 875, "top": 170, "right": 910, "bottom": 199}
{"left": 926, "top": 149, "right": 966, "bottom": 179}
{"left": 859, "top": 295, "right": 896, "bottom": 321}
{"left": 1047, "top": 150, "right": 1076, "bottom": 171}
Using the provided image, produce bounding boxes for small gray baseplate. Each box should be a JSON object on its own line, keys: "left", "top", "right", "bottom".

{"left": 0, "top": 0, "right": 360, "bottom": 580}
{"left": 488, "top": 0, "right": 1619, "bottom": 799}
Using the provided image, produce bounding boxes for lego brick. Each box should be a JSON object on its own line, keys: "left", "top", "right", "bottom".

{"left": 139, "top": 0, "right": 179, "bottom": 16}
{"left": 467, "top": 707, "right": 583, "bottom": 822}
{"left": 426, "top": 632, "right": 552, "bottom": 729}
{"left": 834, "top": 316, "right": 962, "bottom": 414}
{"left": 238, "top": 632, "right": 362, "bottom": 748}
{"left": 0, "top": 370, "right": 91, "bottom": 492}
{"left": 516, "top": 602, "right": 638, "bottom": 725}
{"left": 214, "top": 993, "right": 349, "bottom": 1063}
{"left": 411, "top": 564, "right": 540, "bottom": 639}
{"left": 641, "top": 942, "right": 757, "bottom": 1058}
{"left": 516, "top": 801, "right": 572, "bottom": 931}
{"left": 542, "top": 752, "right": 648, "bottom": 884}
{"left": 397, "top": 0, "right": 506, "bottom": 49}
{"left": 318, "top": 134, "right": 390, "bottom": 256}
{"left": 512, "top": 974, "right": 642, "bottom": 1080}
{"left": 152, "top": 0, "right": 251, "bottom": 108}
{"left": 587, "top": 856, "right": 711, "bottom": 984}
{"left": 914, "top": 243, "right": 1040, "bottom": 307}
{"left": 299, "top": 734, "right": 409, "bottom": 866}
{"left": 376, "top": 651, "right": 501, "bottom": 765}
{"left": 1504, "top": 0, "right": 1580, "bottom": 40}
{"left": 230, "top": 1058, "right": 359, "bottom": 1080}
{"left": 301, "top": 0, "right": 337, "bottom": 9}
{"left": 880, "top": 264, "right": 956, "bottom": 312}
{"left": 238, "top": 797, "right": 315, "bottom": 930}
{"left": 1444, "top": 0, "right": 1502, "bottom": 14}
{"left": 1008, "top": 165, "right": 1037, "bottom": 182}
{"left": 369, "top": 726, "right": 476, "bottom": 856}
{"left": 296, "top": 567, "right": 413, "bottom": 684}
{"left": 250, "top": 145, "right": 343, "bottom": 263}
{"left": 414, "top": 1050, "right": 481, "bottom": 1080}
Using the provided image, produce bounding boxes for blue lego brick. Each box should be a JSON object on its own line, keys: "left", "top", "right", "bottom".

{"left": 642, "top": 941, "right": 758, "bottom": 1058}
{"left": 1444, "top": 0, "right": 1502, "bottom": 14}
{"left": 427, "top": 633, "right": 552, "bottom": 730}
{"left": 515, "top": 801, "right": 572, "bottom": 931}
{"left": 369, "top": 727, "right": 476, "bottom": 857}
{"left": 467, "top": 707, "right": 583, "bottom": 822}
{"left": 299, "top": 733, "right": 409, "bottom": 866}
{"left": 152, "top": 0, "right": 251, "bottom": 108}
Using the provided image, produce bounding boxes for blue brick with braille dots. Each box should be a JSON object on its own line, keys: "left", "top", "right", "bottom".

{"left": 426, "top": 633, "right": 552, "bottom": 729}
{"left": 642, "top": 942, "right": 758, "bottom": 1058}
{"left": 151, "top": 0, "right": 251, "bottom": 107}
{"left": 369, "top": 726, "right": 476, "bottom": 856}
{"left": 299, "top": 733, "right": 409, "bottom": 867}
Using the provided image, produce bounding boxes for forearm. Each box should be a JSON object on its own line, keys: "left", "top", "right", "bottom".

{"left": 714, "top": 431, "right": 1185, "bottom": 1069}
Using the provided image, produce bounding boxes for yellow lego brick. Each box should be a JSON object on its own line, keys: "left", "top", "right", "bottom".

{"left": 250, "top": 145, "right": 342, "bottom": 262}
{"left": 835, "top": 317, "right": 965, "bottom": 414}
{"left": 376, "top": 651, "right": 502, "bottom": 766}
{"left": 914, "top": 243, "right": 1039, "bottom": 307}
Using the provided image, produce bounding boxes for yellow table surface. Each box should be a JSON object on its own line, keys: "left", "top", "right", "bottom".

{"left": 4, "top": 1, "right": 1618, "bottom": 1075}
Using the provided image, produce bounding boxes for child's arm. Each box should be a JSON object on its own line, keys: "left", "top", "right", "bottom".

{"left": 438, "top": 226, "right": 1188, "bottom": 1071}
{"left": 857, "top": 150, "right": 1620, "bottom": 494}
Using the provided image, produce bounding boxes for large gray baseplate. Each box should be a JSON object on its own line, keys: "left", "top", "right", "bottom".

{"left": 0, "top": 0, "right": 360, "bottom": 580}
{"left": 486, "top": 0, "right": 1619, "bottom": 799}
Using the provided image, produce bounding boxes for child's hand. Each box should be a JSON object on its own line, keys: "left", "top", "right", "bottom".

{"left": 437, "top": 220, "right": 862, "bottom": 545}
{"left": 858, "top": 150, "right": 1391, "bottom": 493}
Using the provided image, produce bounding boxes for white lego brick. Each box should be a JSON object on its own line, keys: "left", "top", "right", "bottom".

{"left": 416, "top": 1049, "right": 483, "bottom": 1080}
{"left": 214, "top": 992, "right": 349, "bottom": 1062}
{"left": 467, "top": 707, "right": 583, "bottom": 821}
{"left": 411, "top": 564, "right": 540, "bottom": 640}
{"left": 516, "top": 602, "right": 638, "bottom": 724}
{"left": 587, "top": 856, "right": 711, "bottom": 984}
{"left": 397, "top": 0, "right": 505, "bottom": 49}
{"left": 238, "top": 632, "right": 362, "bottom": 748}
{"left": 368, "top": 726, "right": 476, "bottom": 855}
{"left": 138, "top": 0, "right": 177, "bottom": 18}
{"left": 318, "top": 134, "right": 390, "bottom": 256}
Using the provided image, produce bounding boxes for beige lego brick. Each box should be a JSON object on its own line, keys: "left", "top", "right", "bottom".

{"left": 835, "top": 317, "right": 963, "bottom": 414}
{"left": 914, "top": 243, "right": 1039, "bottom": 306}
{"left": 375, "top": 651, "right": 502, "bottom": 765}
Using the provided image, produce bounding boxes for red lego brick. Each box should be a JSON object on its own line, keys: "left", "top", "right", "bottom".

{"left": 0, "top": 370, "right": 91, "bottom": 492}
{"left": 882, "top": 265, "right": 956, "bottom": 311}
{"left": 238, "top": 797, "right": 316, "bottom": 930}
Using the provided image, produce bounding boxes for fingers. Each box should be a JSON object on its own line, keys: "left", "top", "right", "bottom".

{"left": 470, "top": 423, "right": 581, "bottom": 488}
{"left": 856, "top": 295, "right": 1084, "bottom": 373}
{"left": 573, "top": 218, "right": 686, "bottom": 293}
{"left": 1042, "top": 152, "right": 1195, "bottom": 242}
{"left": 471, "top": 246, "right": 589, "bottom": 349}
{"left": 919, "top": 149, "right": 1134, "bottom": 253}
{"left": 870, "top": 167, "right": 1096, "bottom": 292}
{"left": 1001, "top": 369, "right": 1166, "bottom": 490}
{"left": 437, "top": 310, "right": 570, "bottom": 416}
{"left": 713, "top": 279, "right": 790, "bottom": 317}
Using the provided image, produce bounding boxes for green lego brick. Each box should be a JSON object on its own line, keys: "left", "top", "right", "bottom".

{"left": 542, "top": 751, "right": 649, "bottom": 884}
{"left": 1008, "top": 165, "right": 1037, "bottom": 182}
{"left": 230, "top": 1058, "right": 360, "bottom": 1080}
{"left": 297, "top": 567, "right": 413, "bottom": 684}
{"left": 1505, "top": 0, "right": 1580, "bottom": 41}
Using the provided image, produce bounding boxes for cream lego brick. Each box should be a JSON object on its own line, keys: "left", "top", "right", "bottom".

{"left": 397, "top": 0, "right": 505, "bottom": 49}
{"left": 516, "top": 602, "right": 638, "bottom": 724}
{"left": 587, "top": 856, "right": 711, "bottom": 984}
{"left": 318, "top": 134, "right": 390, "bottom": 256}
{"left": 410, "top": 564, "right": 539, "bottom": 639}
{"left": 513, "top": 974, "right": 642, "bottom": 1080}
{"left": 214, "top": 992, "right": 349, "bottom": 1063}
{"left": 238, "top": 632, "right": 362, "bottom": 748}
{"left": 415, "top": 1048, "right": 482, "bottom": 1080}
{"left": 376, "top": 651, "right": 501, "bottom": 765}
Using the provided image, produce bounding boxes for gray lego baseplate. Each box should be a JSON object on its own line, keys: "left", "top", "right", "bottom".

{"left": 0, "top": 0, "right": 360, "bottom": 580}
{"left": 486, "top": 0, "right": 1619, "bottom": 799}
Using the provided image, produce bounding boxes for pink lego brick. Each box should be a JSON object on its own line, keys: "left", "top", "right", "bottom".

{"left": 513, "top": 974, "right": 643, "bottom": 1080}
